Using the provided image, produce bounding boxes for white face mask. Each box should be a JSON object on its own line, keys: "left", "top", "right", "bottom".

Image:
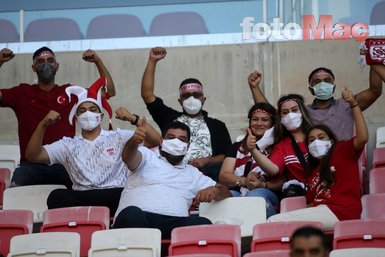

{"left": 77, "top": 111, "right": 102, "bottom": 131}
{"left": 182, "top": 96, "right": 202, "bottom": 115}
{"left": 311, "top": 81, "right": 335, "bottom": 100}
{"left": 161, "top": 138, "right": 188, "bottom": 156}
{"left": 281, "top": 112, "right": 302, "bottom": 131}
{"left": 308, "top": 139, "right": 332, "bottom": 158}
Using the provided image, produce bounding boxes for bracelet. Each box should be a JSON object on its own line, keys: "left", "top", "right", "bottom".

{"left": 350, "top": 103, "right": 359, "bottom": 108}
{"left": 131, "top": 114, "right": 139, "bottom": 125}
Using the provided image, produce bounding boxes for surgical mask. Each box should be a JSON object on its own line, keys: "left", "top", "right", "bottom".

{"left": 77, "top": 111, "right": 102, "bottom": 131}
{"left": 36, "top": 63, "right": 56, "bottom": 83}
{"left": 308, "top": 139, "right": 332, "bottom": 158}
{"left": 182, "top": 96, "right": 202, "bottom": 115}
{"left": 311, "top": 82, "right": 334, "bottom": 100}
{"left": 281, "top": 112, "right": 302, "bottom": 131}
{"left": 161, "top": 138, "right": 188, "bottom": 156}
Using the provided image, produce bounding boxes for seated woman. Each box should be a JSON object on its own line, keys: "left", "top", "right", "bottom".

{"left": 219, "top": 103, "right": 285, "bottom": 218}
{"left": 266, "top": 87, "right": 367, "bottom": 230}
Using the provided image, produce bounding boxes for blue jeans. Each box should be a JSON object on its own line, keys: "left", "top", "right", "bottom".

{"left": 231, "top": 188, "right": 279, "bottom": 218}
{"left": 11, "top": 162, "right": 72, "bottom": 189}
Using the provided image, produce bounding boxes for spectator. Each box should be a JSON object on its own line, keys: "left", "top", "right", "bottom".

{"left": 0, "top": 47, "right": 116, "bottom": 188}
{"left": 114, "top": 120, "right": 231, "bottom": 238}
{"left": 219, "top": 102, "right": 284, "bottom": 217}
{"left": 267, "top": 87, "right": 367, "bottom": 230}
{"left": 141, "top": 47, "right": 232, "bottom": 181}
{"left": 290, "top": 226, "right": 330, "bottom": 257}
{"left": 25, "top": 79, "right": 160, "bottom": 215}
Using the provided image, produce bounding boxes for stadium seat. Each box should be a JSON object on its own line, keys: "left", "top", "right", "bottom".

{"left": 149, "top": 12, "right": 208, "bottom": 36}
{"left": 87, "top": 14, "right": 146, "bottom": 39}
{"left": 361, "top": 193, "right": 385, "bottom": 220}
{"left": 0, "top": 167, "right": 11, "bottom": 207}
{"left": 330, "top": 247, "right": 385, "bottom": 257}
{"left": 0, "top": 19, "right": 19, "bottom": 43}
{"left": 40, "top": 206, "right": 110, "bottom": 257}
{"left": 376, "top": 126, "right": 385, "bottom": 148}
{"left": 167, "top": 254, "right": 232, "bottom": 257}
{"left": 333, "top": 219, "right": 385, "bottom": 249}
{"left": 372, "top": 148, "right": 385, "bottom": 168}
{"left": 199, "top": 196, "right": 266, "bottom": 237}
{"left": 2, "top": 184, "right": 66, "bottom": 222}
{"left": 243, "top": 250, "right": 290, "bottom": 257}
{"left": 0, "top": 144, "right": 20, "bottom": 172}
{"left": 370, "top": 1, "right": 385, "bottom": 25}
{"left": 25, "top": 18, "right": 83, "bottom": 42}
{"left": 279, "top": 196, "right": 307, "bottom": 213}
{"left": 168, "top": 224, "right": 241, "bottom": 257}
{"left": 251, "top": 221, "right": 323, "bottom": 252}
{"left": 88, "top": 228, "right": 161, "bottom": 257}
{"left": 369, "top": 167, "right": 385, "bottom": 194}
{"left": 8, "top": 232, "right": 80, "bottom": 257}
{"left": 0, "top": 210, "right": 33, "bottom": 257}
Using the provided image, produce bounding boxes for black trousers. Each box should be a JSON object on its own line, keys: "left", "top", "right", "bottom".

{"left": 113, "top": 206, "right": 212, "bottom": 239}
{"left": 47, "top": 187, "right": 123, "bottom": 216}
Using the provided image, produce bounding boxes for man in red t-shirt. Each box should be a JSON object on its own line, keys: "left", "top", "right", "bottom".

{"left": 0, "top": 46, "right": 116, "bottom": 188}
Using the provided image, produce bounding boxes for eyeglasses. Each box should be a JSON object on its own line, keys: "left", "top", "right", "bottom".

{"left": 180, "top": 92, "right": 203, "bottom": 100}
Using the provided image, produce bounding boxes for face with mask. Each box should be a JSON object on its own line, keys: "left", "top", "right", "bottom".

{"left": 76, "top": 102, "right": 103, "bottom": 131}
{"left": 280, "top": 100, "right": 303, "bottom": 131}
{"left": 179, "top": 90, "right": 205, "bottom": 116}
{"left": 160, "top": 128, "right": 189, "bottom": 165}
{"left": 33, "top": 54, "right": 58, "bottom": 84}
{"left": 307, "top": 128, "right": 334, "bottom": 159}
{"left": 309, "top": 72, "right": 335, "bottom": 101}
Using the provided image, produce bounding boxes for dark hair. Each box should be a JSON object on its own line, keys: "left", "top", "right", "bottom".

{"left": 179, "top": 78, "right": 203, "bottom": 89}
{"left": 274, "top": 94, "right": 313, "bottom": 142}
{"left": 308, "top": 67, "right": 335, "bottom": 84}
{"left": 162, "top": 121, "right": 191, "bottom": 142}
{"left": 248, "top": 102, "right": 277, "bottom": 127}
{"left": 307, "top": 124, "right": 338, "bottom": 188}
{"left": 32, "top": 46, "right": 55, "bottom": 61}
{"left": 291, "top": 226, "right": 329, "bottom": 251}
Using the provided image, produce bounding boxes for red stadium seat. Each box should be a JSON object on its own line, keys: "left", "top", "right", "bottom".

{"left": 372, "top": 148, "right": 385, "bottom": 169}
{"left": 361, "top": 193, "right": 385, "bottom": 220}
{"left": 244, "top": 250, "right": 290, "bottom": 257}
{"left": 369, "top": 167, "right": 385, "bottom": 194}
{"left": 279, "top": 196, "right": 307, "bottom": 213}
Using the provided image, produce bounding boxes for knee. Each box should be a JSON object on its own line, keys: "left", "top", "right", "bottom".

{"left": 47, "top": 189, "right": 68, "bottom": 209}
{"left": 113, "top": 206, "right": 145, "bottom": 228}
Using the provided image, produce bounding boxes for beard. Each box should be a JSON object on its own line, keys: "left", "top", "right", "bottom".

{"left": 160, "top": 150, "right": 185, "bottom": 165}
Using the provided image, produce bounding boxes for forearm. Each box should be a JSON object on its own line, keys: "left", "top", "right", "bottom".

{"left": 265, "top": 176, "right": 285, "bottom": 191}
{"left": 250, "top": 148, "right": 280, "bottom": 176}
{"left": 351, "top": 104, "right": 368, "bottom": 149}
{"left": 25, "top": 121, "right": 48, "bottom": 162}
{"left": 141, "top": 60, "right": 157, "bottom": 103}
{"left": 143, "top": 121, "right": 161, "bottom": 148}
{"left": 356, "top": 66, "right": 383, "bottom": 111}
{"left": 95, "top": 59, "right": 116, "bottom": 97}
{"left": 207, "top": 154, "right": 225, "bottom": 166}
{"left": 213, "top": 184, "right": 232, "bottom": 200}
{"left": 251, "top": 86, "right": 269, "bottom": 104}
{"left": 219, "top": 171, "right": 246, "bottom": 187}
{"left": 371, "top": 64, "right": 385, "bottom": 82}
{"left": 122, "top": 139, "right": 142, "bottom": 170}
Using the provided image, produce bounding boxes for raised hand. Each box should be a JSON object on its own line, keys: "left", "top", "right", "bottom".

{"left": 248, "top": 70, "right": 262, "bottom": 89}
{"left": 341, "top": 87, "right": 357, "bottom": 106}
{"left": 82, "top": 49, "right": 100, "bottom": 63}
{"left": 115, "top": 107, "right": 132, "bottom": 122}
{"left": 245, "top": 128, "right": 257, "bottom": 151}
{"left": 132, "top": 117, "right": 147, "bottom": 145}
{"left": 0, "top": 48, "right": 15, "bottom": 64}
{"left": 42, "top": 110, "right": 61, "bottom": 127}
{"left": 149, "top": 47, "right": 167, "bottom": 61}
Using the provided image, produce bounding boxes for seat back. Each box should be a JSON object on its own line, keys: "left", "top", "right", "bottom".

{"left": 2, "top": 184, "right": 66, "bottom": 222}
{"left": 88, "top": 228, "right": 161, "bottom": 257}
{"left": 372, "top": 148, "right": 385, "bottom": 169}
{"left": 169, "top": 224, "right": 241, "bottom": 257}
{"left": 244, "top": 250, "right": 291, "bottom": 257}
{"left": 0, "top": 144, "right": 20, "bottom": 172}
{"left": 0, "top": 210, "right": 33, "bottom": 257}
{"left": 8, "top": 232, "right": 80, "bottom": 257}
{"left": 333, "top": 219, "right": 385, "bottom": 249}
{"left": 361, "top": 193, "right": 385, "bottom": 220}
{"left": 41, "top": 206, "right": 110, "bottom": 257}
{"left": 25, "top": 18, "right": 82, "bottom": 42}
{"left": 376, "top": 126, "right": 385, "bottom": 148}
{"left": 251, "top": 221, "right": 323, "bottom": 252}
{"left": 330, "top": 247, "right": 385, "bottom": 257}
{"left": 199, "top": 197, "right": 266, "bottom": 237}
{"left": 167, "top": 254, "right": 232, "bottom": 257}
{"left": 370, "top": 1, "right": 385, "bottom": 25}
{"left": 87, "top": 14, "right": 146, "bottom": 39}
{"left": 0, "top": 19, "right": 19, "bottom": 43}
{"left": 369, "top": 167, "right": 385, "bottom": 194}
{"left": 149, "top": 11, "right": 208, "bottom": 36}
{"left": 279, "top": 196, "right": 307, "bottom": 213}
{"left": 0, "top": 168, "right": 11, "bottom": 206}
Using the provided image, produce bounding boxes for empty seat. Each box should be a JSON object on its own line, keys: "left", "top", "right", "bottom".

{"left": 88, "top": 228, "right": 161, "bottom": 257}
{"left": 279, "top": 196, "right": 307, "bottom": 213}
{"left": 0, "top": 144, "right": 20, "bottom": 172}
{"left": 87, "top": 14, "right": 146, "bottom": 39}
{"left": 376, "top": 126, "right": 385, "bottom": 148}
{"left": 40, "top": 206, "right": 110, "bottom": 257}
{"left": 0, "top": 19, "right": 19, "bottom": 43}
{"left": 372, "top": 148, "right": 385, "bottom": 168}
{"left": 149, "top": 12, "right": 208, "bottom": 36}
{"left": 0, "top": 210, "right": 33, "bottom": 257}
{"left": 333, "top": 219, "right": 385, "bottom": 249}
{"left": 199, "top": 197, "right": 266, "bottom": 237}
{"left": 0, "top": 167, "right": 11, "bottom": 206}
{"left": 370, "top": 1, "right": 385, "bottom": 25}
{"left": 243, "top": 250, "right": 290, "bottom": 257}
{"left": 361, "top": 193, "right": 385, "bottom": 220}
{"left": 25, "top": 18, "right": 83, "bottom": 42}
{"left": 330, "top": 247, "right": 385, "bottom": 257}
{"left": 168, "top": 224, "right": 241, "bottom": 257}
{"left": 2, "top": 184, "right": 66, "bottom": 222}
{"left": 8, "top": 232, "right": 80, "bottom": 257}
{"left": 369, "top": 167, "right": 385, "bottom": 194}
{"left": 166, "top": 254, "right": 232, "bottom": 257}
{"left": 251, "top": 221, "right": 323, "bottom": 252}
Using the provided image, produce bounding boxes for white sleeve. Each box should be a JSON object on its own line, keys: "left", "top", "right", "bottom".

{"left": 43, "top": 139, "right": 68, "bottom": 165}
{"left": 190, "top": 167, "right": 217, "bottom": 192}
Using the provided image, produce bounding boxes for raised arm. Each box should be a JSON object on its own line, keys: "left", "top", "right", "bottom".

{"left": 342, "top": 87, "right": 368, "bottom": 151}
{"left": 355, "top": 66, "right": 383, "bottom": 111}
{"left": 122, "top": 117, "right": 147, "bottom": 171}
{"left": 248, "top": 70, "right": 269, "bottom": 104}
{"left": 82, "top": 49, "right": 116, "bottom": 98}
{"left": 0, "top": 48, "right": 15, "bottom": 102}
{"left": 141, "top": 47, "right": 166, "bottom": 104}
{"left": 25, "top": 110, "right": 60, "bottom": 163}
{"left": 115, "top": 107, "right": 161, "bottom": 148}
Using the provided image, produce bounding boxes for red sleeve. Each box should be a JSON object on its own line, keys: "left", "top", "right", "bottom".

{"left": 0, "top": 85, "right": 21, "bottom": 108}
{"left": 269, "top": 140, "right": 286, "bottom": 176}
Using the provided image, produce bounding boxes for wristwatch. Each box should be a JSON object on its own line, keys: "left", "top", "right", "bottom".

{"left": 236, "top": 179, "right": 242, "bottom": 187}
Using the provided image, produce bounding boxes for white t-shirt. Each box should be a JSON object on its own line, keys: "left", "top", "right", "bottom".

{"left": 115, "top": 147, "right": 216, "bottom": 218}
{"left": 44, "top": 129, "right": 133, "bottom": 191}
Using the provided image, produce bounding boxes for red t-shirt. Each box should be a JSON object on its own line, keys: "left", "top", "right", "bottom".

{"left": 306, "top": 138, "right": 362, "bottom": 220}
{"left": 1, "top": 83, "right": 75, "bottom": 162}
{"left": 269, "top": 137, "right": 308, "bottom": 183}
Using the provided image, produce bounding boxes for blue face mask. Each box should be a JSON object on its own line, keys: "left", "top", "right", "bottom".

{"left": 311, "top": 81, "right": 335, "bottom": 100}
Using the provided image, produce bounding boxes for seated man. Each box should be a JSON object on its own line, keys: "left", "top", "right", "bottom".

{"left": 114, "top": 120, "right": 231, "bottom": 238}
{"left": 25, "top": 78, "right": 160, "bottom": 215}
{"left": 0, "top": 47, "right": 116, "bottom": 188}
{"left": 141, "top": 47, "right": 232, "bottom": 181}
{"left": 290, "top": 226, "right": 330, "bottom": 257}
